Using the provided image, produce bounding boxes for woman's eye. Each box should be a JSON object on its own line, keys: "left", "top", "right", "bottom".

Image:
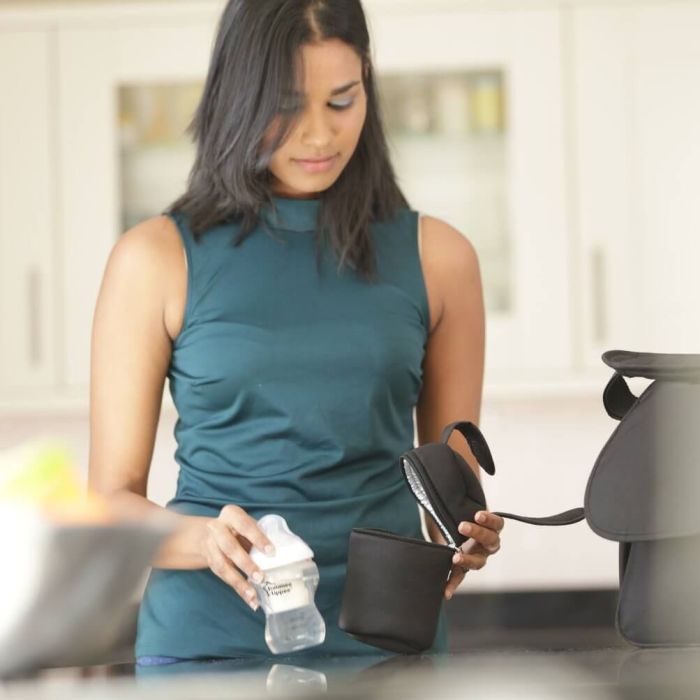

{"left": 279, "top": 99, "right": 354, "bottom": 113}
{"left": 329, "top": 100, "right": 354, "bottom": 111}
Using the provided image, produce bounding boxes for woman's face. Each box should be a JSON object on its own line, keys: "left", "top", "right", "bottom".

{"left": 265, "top": 39, "right": 368, "bottom": 199}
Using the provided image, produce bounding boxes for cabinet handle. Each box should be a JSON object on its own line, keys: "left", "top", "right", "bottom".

{"left": 27, "top": 266, "right": 41, "bottom": 367}
{"left": 591, "top": 246, "right": 607, "bottom": 344}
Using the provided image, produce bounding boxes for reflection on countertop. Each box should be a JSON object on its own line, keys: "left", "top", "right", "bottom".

{"left": 3, "top": 648, "right": 700, "bottom": 699}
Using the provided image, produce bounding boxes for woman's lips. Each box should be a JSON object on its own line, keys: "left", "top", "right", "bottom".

{"left": 293, "top": 154, "right": 339, "bottom": 173}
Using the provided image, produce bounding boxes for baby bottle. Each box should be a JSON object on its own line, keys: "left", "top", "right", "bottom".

{"left": 249, "top": 514, "right": 326, "bottom": 654}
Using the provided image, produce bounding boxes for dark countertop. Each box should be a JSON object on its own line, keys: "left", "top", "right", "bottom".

{"left": 1, "top": 593, "right": 696, "bottom": 698}
{"left": 3, "top": 647, "right": 700, "bottom": 699}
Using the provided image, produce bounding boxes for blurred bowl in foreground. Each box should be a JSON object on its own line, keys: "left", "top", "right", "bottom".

{"left": 0, "top": 504, "right": 174, "bottom": 678}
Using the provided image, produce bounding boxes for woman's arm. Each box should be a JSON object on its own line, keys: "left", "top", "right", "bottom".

{"left": 90, "top": 216, "right": 277, "bottom": 608}
{"left": 89, "top": 216, "right": 211, "bottom": 569}
{"left": 415, "top": 215, "right": 486, "bottom": 546}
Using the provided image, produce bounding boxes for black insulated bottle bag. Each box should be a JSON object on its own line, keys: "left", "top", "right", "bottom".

{"left": 339, "top": 349, "right": 700, "bottom": 653}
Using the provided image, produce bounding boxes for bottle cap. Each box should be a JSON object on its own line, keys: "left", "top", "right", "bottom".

{"left": 249, "top": 514, "right": 314, "bottom": 571}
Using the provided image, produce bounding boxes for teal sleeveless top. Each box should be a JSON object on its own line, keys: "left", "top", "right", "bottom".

{"left": 135, "top": 196, "right": 449, "bottom": 659}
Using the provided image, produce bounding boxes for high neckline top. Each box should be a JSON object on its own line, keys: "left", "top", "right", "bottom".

{"left": 260, "top": 195, "right": 321, "bottom": 232}
{"left": 136, "top": 203, "right": 442, "bottom": 661}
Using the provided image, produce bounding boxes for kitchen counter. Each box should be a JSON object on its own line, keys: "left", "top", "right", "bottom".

{"left": 3, "top": 647, "right": 700, "bottom": 699}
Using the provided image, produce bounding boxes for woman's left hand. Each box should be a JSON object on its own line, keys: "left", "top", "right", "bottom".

{"left": 444, "top": 510, "right": 504, "bottom": 600}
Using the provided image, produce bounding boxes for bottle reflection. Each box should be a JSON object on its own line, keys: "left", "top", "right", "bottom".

{"left": 266, "top": 663, "right": 328, "bottom": 694}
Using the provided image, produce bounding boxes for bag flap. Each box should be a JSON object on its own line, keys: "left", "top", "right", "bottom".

{"left": 603, "top": 349, "right": 700, "bottom": 382}
{"left": 401, "top": 443, "right": 488, "bottom": 548}
{"left": 585, "top": 378, "right": 700, "bottom": 541}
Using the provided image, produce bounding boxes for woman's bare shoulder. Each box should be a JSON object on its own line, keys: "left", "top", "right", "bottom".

{"left": 419, "top": 215, "right": 478, "bottom": 266}
{"left": 110, "top": 214, "right": 187, "bottom": 343}
{"left": 118, "top": 214, "right": 182, "bottom": 259}
{"left": 418, "top": 214, "right": 481, "bottom": 331}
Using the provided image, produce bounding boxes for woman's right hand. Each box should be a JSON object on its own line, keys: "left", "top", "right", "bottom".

{"left": 202, "top": 504, "right": 276, "bottom": 611}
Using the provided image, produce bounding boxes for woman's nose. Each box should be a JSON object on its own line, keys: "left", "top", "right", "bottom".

{"left": 299, "top": 106, "right": 335, "bottom": 148}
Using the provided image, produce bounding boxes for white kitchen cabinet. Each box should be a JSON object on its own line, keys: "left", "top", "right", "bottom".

{"left": 1, "top": 0, "right": 698, "bottom": 413}
{"left": 56, "top": 12, "right": 219, "bottom": 395}
{"left": 0, "top": 29, "right": 58, "bottom": 398}
{"left": 369, "top": 5, "right": 573, "bottom": 378}
{"left": 572, "top": 2, "right": 700, "bottom": 369}
{"left": 5, "top": 0, "right": 693, "bottom": 595}
{"left": 54, "top": 1, "right": 573, "bottom": 400}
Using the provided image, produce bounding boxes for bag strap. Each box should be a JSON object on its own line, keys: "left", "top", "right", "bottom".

{"left": 440, "top": 420, "right": 495, "bottom": 475}
{"left": 441, "top": 420, "right": 585, "bottom": 527}
{"left": 490, "top": 507, "right": 585, "bottom": 526}
{"left": 602, "top": 371, "right": 638, "bottom": 421}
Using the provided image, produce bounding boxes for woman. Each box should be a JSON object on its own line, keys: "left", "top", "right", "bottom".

{"left": 89, "top": 0, "right": 504, "bottom": 664}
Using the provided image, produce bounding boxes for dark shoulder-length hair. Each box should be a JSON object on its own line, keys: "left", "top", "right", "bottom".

{"left": 164, "top": 0, "right": 409, "bottom": 282}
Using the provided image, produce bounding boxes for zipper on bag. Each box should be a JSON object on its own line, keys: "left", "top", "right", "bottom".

{"left": 401, "top": 456, "right": 461, "bottom": 554}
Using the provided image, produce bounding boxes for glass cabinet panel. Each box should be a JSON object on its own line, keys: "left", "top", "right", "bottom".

{"left": 119, "top": 83, "right": 201, "bottom": 231}
{"left": 377, "top": 70, "right": 510, "bottom": 314}
{"left": 118, "top": 71, "right": 510, "bottom": 314}
{"left": 59, "top": 8, "right": 569, "bottom": 391}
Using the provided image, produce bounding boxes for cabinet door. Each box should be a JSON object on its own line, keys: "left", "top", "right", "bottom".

{"left": 59, "top": 5, "right": 572, "bottom": 394}
{"left": 368, "top": 5, "right": 573, "bottom": 376}
{"left": 57, "top": 16, "right": 218, "bottom": 394}
{"left": 573, "top": 2, "right": 700, "bottom": 368}
{"left": 0, "top": 30, "right": 57, "bottom": 398}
